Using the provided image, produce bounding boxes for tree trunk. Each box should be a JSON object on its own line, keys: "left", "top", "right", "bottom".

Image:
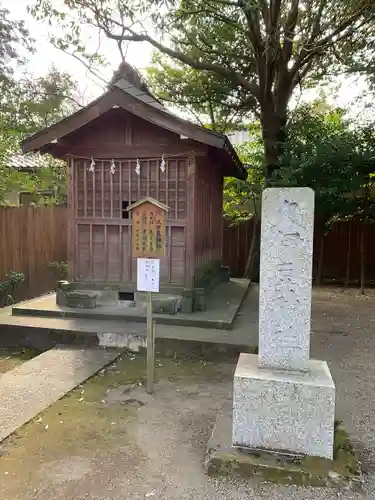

{"left": 263, "top": 133, "right": 279, "bottom": 184}
{"left": 360, "top": 223, "right": 365, "bottom": 295}
{"left": 344, "top": 223, "right": 352, "bottom": 288}
{"left": 316, "top": 234, "right": 324, "bottom": 286}
{"left": 261, "top": 109, "right": 281, "bottom": 183}
{"left": 260, "top": 97, "right": 288, "bottom": 183}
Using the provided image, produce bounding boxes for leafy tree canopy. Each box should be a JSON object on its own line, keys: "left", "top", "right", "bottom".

{"left": 0, "top": 5, "right": 32, "bottom": 89}
{"left": 0, "top": 8, "right": 79, "bottom": 205}
{"left": 278, "top": 102, "right": 375, "bottom": 225}
{"left": 30, "top": 0, "right": 375, "bottom": 179}
{"left": 0, "top": 66, "right": 80, "bottom": 136}
{"left": 226, "top": 101, "right": 375, "bottom": 225}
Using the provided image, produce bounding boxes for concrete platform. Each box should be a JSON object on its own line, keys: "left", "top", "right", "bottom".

{"left": 12, "top": 279, "right": 250, "bottom": 330}
{"left": 0, "top": 286, "right": 259, "bottom": 353}
{"left": 0, "top": 346, "right": 120, "bottom": 443}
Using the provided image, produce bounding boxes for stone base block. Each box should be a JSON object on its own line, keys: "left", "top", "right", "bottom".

{"left": 135, "top": 292, "right": 182, "bottom": 315}
{"left": 206, "top": 405, "right": 361, "bottom": 488}
{"left": 66, "top": 291, "right": 97, "bottom": 309}
{"left": 233, "top": 353, "right": 335, "bottom": 459}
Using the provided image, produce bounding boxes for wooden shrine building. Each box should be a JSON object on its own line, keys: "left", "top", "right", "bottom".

{"left": 21, "top": 69, "right": 246, "bottom": 309}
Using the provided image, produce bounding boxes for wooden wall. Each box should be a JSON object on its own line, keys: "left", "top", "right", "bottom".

{"left": 223, "top": 218, "right": 375, "bottom": 285}
{"left": 61, "top": 108, "right": 230, "bottom": 290}
{"left": 71, "top": 156, "right": 187, "bottom": 287}
{"left": 192, "top": 155, "right": 223, "bottom": 283}
{"left": 0, "top": 208, "right": 67, "bottom": 301}
{"left": 3, "top": 209, "right": 374, "bottom": 305}
{"left": 63, "top": 108, "right": 199, "bottom": 289}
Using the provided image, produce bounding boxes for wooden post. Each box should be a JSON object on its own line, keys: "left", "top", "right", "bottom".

{"left": 344, "top": 223, "right": 352, "bottom": 288}
{"left": 127, "top": 197, "right": 169, "bottom": 395}
{"left": 316, "top": 233, "right": 325, "bottom": 286}
{"left": 185, "top": 155, "right": 196, "bottom": 289}
{"left": 146, "top": 291, "right": 154, "bottom": 394}
{"left": 66, "top": 158, "right": 75, "bottom": 280}
{"left": 360, "top": 222, "right": 366, "bottom": 295}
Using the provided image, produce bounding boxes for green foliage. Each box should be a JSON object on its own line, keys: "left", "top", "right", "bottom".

{"left": 0, "top": 67, "right": 79, "bottom": 136}
{"left": 223, "top": 102, "right": 375, "bottom": 226}
{"left": 48, "top": 261, "right": 68, "bottom": 280}
{"left": 0, "top": 18, "right": 78, "bottom": 206}
{"left": 26, "top": 155, "right": 68, "bottom": 207}
{"left": 0, "top": 271, "right": 25, "bottom": 307}
{"left": 0, "top": 6, "right": 33, "bottom": 89}
{"left": 0, "top": 7, "right": 80, "bottom": 207}
{"left": 276, "top": 102, "right": 375, "bottom": 226}
{"left": 147, "top": 53, "right": 253, "bottom": 132}
{"left": 224, "top": 127, "right": 264, "bottom": 222}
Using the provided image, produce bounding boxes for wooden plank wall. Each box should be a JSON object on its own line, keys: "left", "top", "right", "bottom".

{"left": 223, "top": 218, "right": 375, "bottom": 284}
{"left": 0, "top": 207, "right": 67, "bottom": 301}
{"left": 2, "top": 209, "right": 374, "bottom": 305}
{"left": 73, "top": 157, "right": 187, "bottom": 286}
{"left": 193, "top": 156, "right": 223, "bottom": 282}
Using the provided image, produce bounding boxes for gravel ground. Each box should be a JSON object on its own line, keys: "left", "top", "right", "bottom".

{"left": 1, "top": 286, "right": 375, "bottom": 499}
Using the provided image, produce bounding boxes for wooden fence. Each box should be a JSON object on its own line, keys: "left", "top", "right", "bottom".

{"left": 223, "top": 218, "right": 375, "bottom": 285}
{"left": 1, "top": 208, "right": 374, "bottom": 304}
{"left": 0, "top": 208, "right": 67, "bottom": 301}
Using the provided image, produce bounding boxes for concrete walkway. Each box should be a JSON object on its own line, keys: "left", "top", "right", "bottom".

{"left": 0, "top": 346, "right": 120, "bottom": 443}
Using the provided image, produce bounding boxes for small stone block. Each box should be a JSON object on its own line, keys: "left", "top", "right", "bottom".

{"left": 233, "top": 353, "right": 335, "bottom": 459}
{"left": 66, "top": 291, "right": 97, "bottom": 309}
{"left": 180, "top": 289, "right": 193, "bottom": 313}
{"left": 56, "top": 288, "right": 67, "bottom": 307}
{"left": 57, "top": 280, "right": 73, "bottom": 291}
{"left": 194, "top": 288, "right": 206, "bottom": 311}
{"left": 152, "top": 296, "right": 180, "bottom": 315}
{"left": 220, "top": 266, "right": 230, "bottom": 281}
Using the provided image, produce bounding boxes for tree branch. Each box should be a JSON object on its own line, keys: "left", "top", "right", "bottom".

{"left": 308, "top": 0, "right": 328, "bottom": 44}
{"left": 27, "top": 91, "right": 84, "bottom": 109}
{"left": 270, "top": 0, "right": 282, "bottom": 28}
{"left": 206, "top": 0, "right": 240, "bottom": 5}
{"left": 96, "top": 22, "right": 259, "bottom": 95}
{"left": 282, "top": 0, "right": 299, "bottom": 64}
{"left": 292, "top": 2, "right": 373, "bottom": 76}
{"left": 58, "top": 47, "right": 108, "bottom": 87}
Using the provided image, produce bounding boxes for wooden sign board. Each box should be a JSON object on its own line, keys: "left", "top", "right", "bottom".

{"left": 128, "top": 197, "right": 169, "bottom": 259}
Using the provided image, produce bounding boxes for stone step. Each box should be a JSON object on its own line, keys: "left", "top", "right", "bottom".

{"left": 11, "top": 279, "right": 251, "bottom": 331}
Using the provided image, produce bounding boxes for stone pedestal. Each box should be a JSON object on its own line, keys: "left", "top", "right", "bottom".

{"left": 233, "top": 353, "right": 335, "bottom": 459}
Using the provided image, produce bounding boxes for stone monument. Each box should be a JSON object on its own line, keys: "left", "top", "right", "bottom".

{"left": 232, "top": 187, "right": 335, "bottom": 459}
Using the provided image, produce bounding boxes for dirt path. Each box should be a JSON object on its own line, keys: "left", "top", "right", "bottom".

{"left": 0, "top": 287, "right": 375, "bottom": 500}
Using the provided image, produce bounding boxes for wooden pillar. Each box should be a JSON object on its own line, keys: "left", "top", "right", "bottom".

{"left": 185, "top": 154, "right": 196, "bottom": 289}
{"left": 218, "top": 175, "right": 224, "bottom": 261}
{"left": 66, "top": 158, "right": 75, "bottom": 280}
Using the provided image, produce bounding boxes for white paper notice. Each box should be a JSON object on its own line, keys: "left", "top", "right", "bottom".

{"left": 137, "top": 258, "right": 160, "bottom": 292}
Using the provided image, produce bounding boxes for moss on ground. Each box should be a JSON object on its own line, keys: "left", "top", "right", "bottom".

{"left": 0, "top": 351, "right": 226, "bottom": 463}
{"left": 0, "top": 346, "right": 42, "bottom": 374}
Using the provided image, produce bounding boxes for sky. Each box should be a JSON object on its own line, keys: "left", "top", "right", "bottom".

{"left": 2, "top": 0, "right": 371, "bottom": 122}
{"left": 3, "top": 0, "right": 153, "bottom": 102}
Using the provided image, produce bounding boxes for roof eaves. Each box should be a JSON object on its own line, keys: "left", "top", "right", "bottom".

{"left": 127, "top": 197, "right": 170, "bottom": 212}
